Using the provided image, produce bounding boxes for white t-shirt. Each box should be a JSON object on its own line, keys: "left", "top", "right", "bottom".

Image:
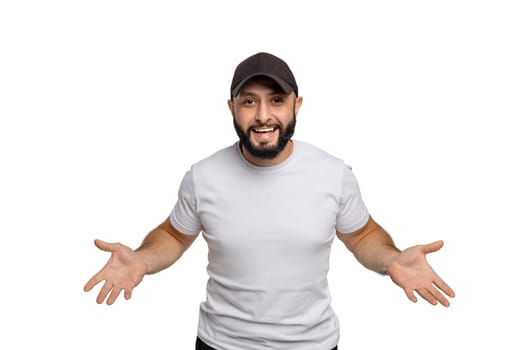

{"left": 170, "top": 140, "right": 369, "bottom": 350}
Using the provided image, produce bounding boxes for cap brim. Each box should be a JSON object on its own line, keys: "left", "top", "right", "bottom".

{"left": 231, "top": 73, "right": 294, "bottom": 98}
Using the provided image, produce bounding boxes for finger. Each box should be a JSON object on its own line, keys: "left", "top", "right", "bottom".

{"left": 431, "top": 288, "right": 451, "bottom": 307}
{"left": 421, "top": 240, "right": 444, "bottom": 254}
{"left": 96, "top": 281, "right": 113, "bottom": 304}
{"left": 426, "top": 283, "right": 452, "bottom": 307}
{"left": 404, "top": 289, "right": 418, "bottom": 303}
{"left": 84, "top": 274, "right": 102, "bottom": 292}
{"left": 434, "top": 277, "right": 456, "bottom": 298}
{"left": 93, "top": 239, "right": 118, "bottom": 253}
{"left": 416, "top": 288, "right": 438, "bottom": 306}
{"left": 124, "top": 287, "right": 133, "bottom": 300}
{"left": 431, "top": 279, "right": 455, "bottom": 307}
{"left": 106, "top": 287, "right": 122, "bottom": 305}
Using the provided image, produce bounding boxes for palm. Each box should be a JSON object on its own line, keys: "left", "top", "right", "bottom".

{"left": 84, "top": 239, "right": 148, "bottom": 305}
{"left": 388, "top": 240, "right": 455, "bottom": 307}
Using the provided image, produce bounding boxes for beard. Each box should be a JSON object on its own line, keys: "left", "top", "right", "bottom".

{"left": 233, "top": 114, "right": 297, "bottom": 160}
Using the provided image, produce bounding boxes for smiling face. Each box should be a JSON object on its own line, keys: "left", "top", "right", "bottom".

{"left": 228, "top": 76, "right": 303, "bottom": 167}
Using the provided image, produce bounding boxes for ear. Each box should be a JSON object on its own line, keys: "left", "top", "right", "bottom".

{"left": 227, "top": 99, "right": 235, "bottom": 117}
{"left": 294, "top": 96, "right": 303, "bottom": 115}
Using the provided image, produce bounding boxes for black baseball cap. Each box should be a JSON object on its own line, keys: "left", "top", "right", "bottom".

{"left": 230, "top": 52, "right": 298, "bottom": 99}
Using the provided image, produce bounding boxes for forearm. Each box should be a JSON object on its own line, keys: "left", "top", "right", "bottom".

{"left": 338, "top": 217, "right": 401, "bottom": 275}
{"left": 352, "top": 230, "right": 400, "bottom": 275}
{"left": 135, "top": 218, "right": 197, "bottom": 274}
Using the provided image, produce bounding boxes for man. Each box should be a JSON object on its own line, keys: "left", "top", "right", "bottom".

{"left": 84, "top": 52, "right": 455, "bottom": 350}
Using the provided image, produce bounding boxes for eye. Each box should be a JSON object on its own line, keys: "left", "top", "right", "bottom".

{"left": 272, "top": 96, "right": 284, "bottom": 104}
{"left": 242, "top": 98, "right": 256, "bottom": 105}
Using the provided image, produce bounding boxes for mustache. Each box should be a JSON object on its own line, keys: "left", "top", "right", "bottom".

{"left": 248, "top": 122, "right": 281, "bottom": 130}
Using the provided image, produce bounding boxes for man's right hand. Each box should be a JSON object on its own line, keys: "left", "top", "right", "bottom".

{"left": 84, "top": 239, "right": 148, "bottom": 305}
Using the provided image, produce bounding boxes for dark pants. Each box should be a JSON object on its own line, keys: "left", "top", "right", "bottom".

{"left": 196, "top": 337, "right": 338, "bottom": 350}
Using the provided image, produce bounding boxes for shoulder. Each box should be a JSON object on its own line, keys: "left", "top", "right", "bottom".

{"left": 189, "top": 143, "right": 240, "bottom": 174}
{"left": 294, "top": 140, "right": 347, "bottom": 168}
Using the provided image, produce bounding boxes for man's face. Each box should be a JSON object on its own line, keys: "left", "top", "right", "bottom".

{"left": 229, "top": 77, "right": 302, "bottom": 162}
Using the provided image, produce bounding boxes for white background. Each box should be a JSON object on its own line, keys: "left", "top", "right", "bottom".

{"left": 1, "top": 1, "right": 524, "bottom": 349}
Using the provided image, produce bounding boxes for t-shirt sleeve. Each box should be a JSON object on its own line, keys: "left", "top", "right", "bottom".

{"left": 169, "top": 169, "right": 202, "bottom": 236}
{"left": 336, "top": 165, "right": 370, "bottom": 234}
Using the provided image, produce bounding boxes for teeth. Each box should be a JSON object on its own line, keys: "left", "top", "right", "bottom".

{"left": 254, "top": 127, "right": 275, "bottom": 133}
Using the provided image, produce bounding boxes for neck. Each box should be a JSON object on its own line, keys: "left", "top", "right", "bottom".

{"left": 241, "top": 140, "right": 294, "bottom": 167}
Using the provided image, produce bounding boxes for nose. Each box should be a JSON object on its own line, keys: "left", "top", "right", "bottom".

{"left": 255, "top": 101, "right": 271, "bottom": 124}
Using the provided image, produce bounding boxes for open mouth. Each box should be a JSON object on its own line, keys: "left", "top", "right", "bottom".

{"left": 250, "top": 125, "right": 279, "bottom": 143}
{"left": 252, "top": 126, "right": 277, "bottom": 134}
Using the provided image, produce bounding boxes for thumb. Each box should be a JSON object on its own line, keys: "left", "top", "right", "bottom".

{"left": 93, "top": 239, "right": 119, "bottom": 253}
{"left": 422, "top": 240, "right": 444, "bottom": 255}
